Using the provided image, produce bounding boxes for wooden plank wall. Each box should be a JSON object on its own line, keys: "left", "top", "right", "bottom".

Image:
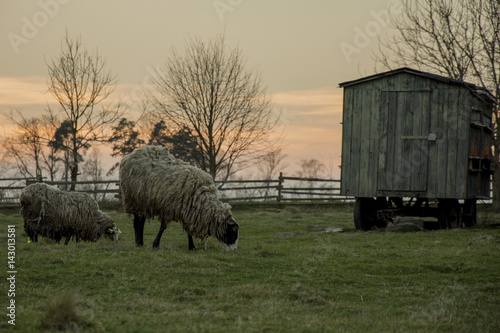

{"left": 341, "top": 80, "right": 380, "bottom": 197}
{"left": 340, "top": 72, "right": 482, "bottom": 199}
{"left": 340, "top": 88, "right": 353, "bottom": 195}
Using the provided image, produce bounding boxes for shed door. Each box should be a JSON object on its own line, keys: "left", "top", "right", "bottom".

{"left": 378, "top": 91, "right": 431, "bottom": 192}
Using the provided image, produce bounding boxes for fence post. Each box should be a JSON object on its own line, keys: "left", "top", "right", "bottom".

{"left": 277, "top": 172, "right": 283, "bottom": 202}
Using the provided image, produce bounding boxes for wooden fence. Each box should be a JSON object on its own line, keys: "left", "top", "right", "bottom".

{"left": 0, "top": 178, "right": 121, "bottom": 208}
{"left": 1, "top": 174, "right": 493, "bottom": 208}
{"left": 216, "top": 173, "right": 348, "bottom": 203}
{"left": 0, "top": 173, "right": 350, "bottom": 208}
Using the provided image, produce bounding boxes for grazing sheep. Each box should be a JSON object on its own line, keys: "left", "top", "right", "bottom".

{"left": 119, "top": 145, "right": 239, "bottom": 250}
{"left": 20, "top": 183, "right": 120, "bottom": 244}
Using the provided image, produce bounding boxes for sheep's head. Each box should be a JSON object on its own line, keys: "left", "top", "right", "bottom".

{"left": 106, "top": 226, "right": 121, "bottom": 243}
{"left": 218, "top": 217, "right": 239, "bottom": 251}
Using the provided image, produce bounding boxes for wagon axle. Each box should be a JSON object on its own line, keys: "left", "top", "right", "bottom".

{"left": 354, "top": 197, "right": 477, "bottom": 231}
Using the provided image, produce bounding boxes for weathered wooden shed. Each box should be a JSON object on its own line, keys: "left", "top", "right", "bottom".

{"left": 339, "top": 67, "right": 495, "bottom": 230}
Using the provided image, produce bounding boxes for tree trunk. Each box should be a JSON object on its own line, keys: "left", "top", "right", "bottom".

{"left": 70, "top": 133, "right": 78, "bottom": 191}
{"left": 34, "top": 147, "right": 42, "bottom": 181}
{"left": 209, "top": 152, "right": 217, "bottom": 180}
{"left": 70, "top": 161, "right": 78, "bottom": 191}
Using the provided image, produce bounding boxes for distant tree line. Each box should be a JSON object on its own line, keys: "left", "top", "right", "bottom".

{"left": 106, "top": 118, "right": 201, "bottom": 174}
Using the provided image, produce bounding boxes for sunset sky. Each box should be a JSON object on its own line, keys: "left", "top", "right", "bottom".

{"left": 0, "top": 0, "right": 401, "bottom": 178}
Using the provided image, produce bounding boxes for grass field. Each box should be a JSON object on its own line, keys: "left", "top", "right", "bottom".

{"left": 1, "top": 203, "right": 499, "bottom": 332}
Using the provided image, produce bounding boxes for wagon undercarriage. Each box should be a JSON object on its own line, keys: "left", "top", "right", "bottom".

{"left": 354, "top": 197, "right": 477, "bottom": 231}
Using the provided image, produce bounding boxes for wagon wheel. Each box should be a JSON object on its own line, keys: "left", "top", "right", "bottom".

{"left": 447, "top": 201, "right": 461, "bottom": 228}
{"left": 438, "top": 199, "right": 462, "bottom": 229}
{"left": 462, "top": 199, "right": 477, "bottom": 228}
{"left": 354, "top": 198, "right": 373, "bottom": 230}
{"left": 354, "top": 198, "right": 386, "bottom": 230}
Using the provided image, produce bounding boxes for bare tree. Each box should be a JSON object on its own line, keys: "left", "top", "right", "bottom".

{"left": 255, "top": 148, "right": 288, "bottom": 199}
{"left": 146, "top": 35, "right": 279, "bottom": 180}
{"left": 2, "top": 108, "right": 48, "bottom": 179}
{"left": 295, "top": 159, "right": 325, "bottom": 179}
{"left": 321, "top": 152, "right": 340, "bottom": 180}
{"left": 1, "top": 109, "right": 78, "bottom": 181}
{"left": 257, "top": 148, "right": 288, "bottom": 181}
{"left": 81, "top": 148, "right": 104, "bottom": 200}
{"left": 376, "top": 0, "right": 473, "bottom": 79}
{"left": 376, "top": 0, "right": 500, "bottom": 208}
{"left": 46, "top": 32, "right": 122, "bottom": 190}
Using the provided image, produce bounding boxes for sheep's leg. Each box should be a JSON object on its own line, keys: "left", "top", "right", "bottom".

{"left": 64, "top": 236, "right": 71, "bottom": 245}
{"left": 152, "top": 220, "right": 168, "bottom": 249}
{"left": 188, "top": 235, "right": 196, "bottom": 251}
{"left": 28, "top": 232, "right": 38, "bottom": 243}
{"left": 133, "top": 214, "right": 146, "bottom": 247}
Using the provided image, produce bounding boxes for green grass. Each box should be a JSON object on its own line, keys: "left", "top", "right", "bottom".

{"left": 1, "top": 204, "right": 499, "bottom": 332}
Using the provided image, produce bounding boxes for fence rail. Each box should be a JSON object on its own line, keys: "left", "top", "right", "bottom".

{"left": 0, "top": 173, "right": 351, "bottom": 208}
{"left": 0, "top": 173, "right": 493, "bottom": 208}
{"left": 0, "top": 178, "right": 122, "bottom": 208}
{"left": 215, "top": 172, "right": 348, "bottom": 203}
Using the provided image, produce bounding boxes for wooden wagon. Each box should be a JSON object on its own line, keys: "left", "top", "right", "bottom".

{"left": 339, "top": 67, "right": 496, "bottom": 230}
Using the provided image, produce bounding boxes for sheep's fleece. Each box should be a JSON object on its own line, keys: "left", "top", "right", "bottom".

{"left": 20, "top": 183, "right": 119, "bottom": 244}
{"left": 119, "top": 145, "right": 238, "bottom": 249}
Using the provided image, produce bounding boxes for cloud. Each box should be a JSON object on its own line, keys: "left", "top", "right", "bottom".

{"left": 0, "top": 76, "right": 54, "bottom": 106}
{"left": 271, "top": 86, "right": 343, "bottom": 111}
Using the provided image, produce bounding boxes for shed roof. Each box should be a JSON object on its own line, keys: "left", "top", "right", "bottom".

{"left": 339, "top": 67, "right": 496, "bottom": 103}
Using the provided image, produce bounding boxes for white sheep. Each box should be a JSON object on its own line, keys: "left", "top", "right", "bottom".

{"left": 20, "top": 183, "right": 120, "bottom": 244}
{"left": 119, "top": 145, "right": 239, "bottom": 250}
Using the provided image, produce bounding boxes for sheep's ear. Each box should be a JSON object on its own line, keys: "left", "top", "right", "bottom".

{"left": 107, "top": 228, "right": 113, "bottom": 233}
{"left": 227, "top": 218, "right": 238, "bottom": 232}
{"left": 118, "top": 228, "right": 122, "bottom": 234}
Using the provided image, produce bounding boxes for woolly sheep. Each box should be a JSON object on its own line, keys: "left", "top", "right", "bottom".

{"left": 20, "top": 183, "right": 120, "bottom": 244}
{"left": 119, "top": 145, "right": 239, "bottom": 250}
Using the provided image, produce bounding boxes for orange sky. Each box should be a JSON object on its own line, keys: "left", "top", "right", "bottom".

{"left": 0, "top": 76, "right": 344, "bottom": 177}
